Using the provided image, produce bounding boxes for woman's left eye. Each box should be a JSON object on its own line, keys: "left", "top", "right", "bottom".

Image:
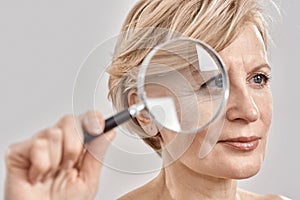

{"left": 249, "top": 73, "right": 270, "bottom": 87}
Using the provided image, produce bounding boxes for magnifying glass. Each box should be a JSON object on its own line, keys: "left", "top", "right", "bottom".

{"left": 84, "top": 37, "right": 229, "bottom": 143}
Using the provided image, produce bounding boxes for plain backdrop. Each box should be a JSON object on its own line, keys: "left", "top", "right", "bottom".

{"left": 0, "top": 0, "right": 299, "bottom": 199}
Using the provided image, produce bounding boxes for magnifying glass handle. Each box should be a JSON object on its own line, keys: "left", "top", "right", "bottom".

{"left": 84, "top": 102, "right": 145, "bottom": 143}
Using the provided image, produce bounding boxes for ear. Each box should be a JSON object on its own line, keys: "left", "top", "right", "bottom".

{"left": 127, "top": 90, "right": 158, "bottom": 136}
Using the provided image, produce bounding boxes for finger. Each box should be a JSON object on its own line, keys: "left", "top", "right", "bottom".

{"left": 56, "top": 114, "right": 83, "bottom": 169}
{"left": 44, "top": 128, "right": 63, "bottom": 168}
{"left": 52, "top": 168, "right": 78, "bottom": 193}
{"left": 6, "top": 128, "right": 62, "bottom": 184}
{"left": 79, "top": 130, "right": 115, "bottom": 184}
{"left": 35, "top": 128, "right": 63, "bottom": 179}
{"left": 80, "top": 110, "right": 105, "bottom": 136}
{"left": 45, "top": 128, "right": 63, "bottom": 181}
{"left": 28, "top": 138, "right": 51, "bottom": 183}
{"left": 5, "top": 139, "right": 32, "bottom": 173}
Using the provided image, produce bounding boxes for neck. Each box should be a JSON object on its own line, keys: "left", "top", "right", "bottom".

{"left": 160, "top": 159, "right": 238, "bottom": 200}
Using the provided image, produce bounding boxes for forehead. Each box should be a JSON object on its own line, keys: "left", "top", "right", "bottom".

{"left": 218, "top": 25, "right": 268, "bottom": 71}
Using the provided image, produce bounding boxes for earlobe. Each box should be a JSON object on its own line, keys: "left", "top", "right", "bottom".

{"left": 127, "top": 89, "right": 159, "bottom": 136}
{"left": 135, "top": 111, "right": 159, "bottom": 137}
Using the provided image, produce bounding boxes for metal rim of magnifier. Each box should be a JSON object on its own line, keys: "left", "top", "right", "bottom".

{"left": 137, "top": 37, "right": 229, "bottom": 134}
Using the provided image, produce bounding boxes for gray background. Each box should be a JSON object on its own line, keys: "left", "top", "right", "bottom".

{"left": 0, "top": 0, "right": 299, "bottom": 199}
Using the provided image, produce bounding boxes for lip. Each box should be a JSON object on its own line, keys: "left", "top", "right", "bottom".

{"left": 218, "top": 136, "right": 261, "bottom": 151}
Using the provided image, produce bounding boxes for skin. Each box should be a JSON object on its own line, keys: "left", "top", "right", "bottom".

{"left": 4, "top": 25, "right": 281, "bottom": 200}
{"left": 5, "top": 111, "right": 115, "bottom": 200}
{"left": 122, "top": 25, "right": 280, "bottom": 200}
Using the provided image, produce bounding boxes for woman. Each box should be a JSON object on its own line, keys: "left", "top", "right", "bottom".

{"left": 5, "top": 0, "right": 289, "bottom": 199}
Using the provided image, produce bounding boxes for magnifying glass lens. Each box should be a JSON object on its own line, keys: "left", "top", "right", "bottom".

{"left": 139, "top": 38, "right": 227, "bottom": 134}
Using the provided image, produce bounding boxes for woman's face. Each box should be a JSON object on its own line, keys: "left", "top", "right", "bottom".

{"left": 160, "top": 24, "right": 273, "bottom": 179}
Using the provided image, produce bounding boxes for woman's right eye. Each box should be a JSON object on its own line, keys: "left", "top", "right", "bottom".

{"left": 194, "top": 74, "right": 224, "bottom": 98}
{"left": 199, "top": 74, "right": 223, "bottom": 92}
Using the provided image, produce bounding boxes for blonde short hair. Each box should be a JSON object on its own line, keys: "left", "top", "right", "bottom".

{"left": 108, "top": 0, "right": 271, "bottom": 153}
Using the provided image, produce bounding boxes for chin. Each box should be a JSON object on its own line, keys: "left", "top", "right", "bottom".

{"left": 218, "top": 141, "right": 267, "bottom": 179}
{"left": 227, "top": 161, "right": 262, "bottom": 180}
{"left": 209, "top": 146, "right": 266, "bottom": 180}
{"left": 213, "top": 144, "right": 263, "bottom": 178}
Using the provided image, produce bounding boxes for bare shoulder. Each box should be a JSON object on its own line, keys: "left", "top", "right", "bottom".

{"left": 238, "top": 188, "right": 285, "bottom": 200}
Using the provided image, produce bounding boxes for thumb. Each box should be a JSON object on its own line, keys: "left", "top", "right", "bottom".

{"left": 79, "top": 130, "right": 115, "bottom": 182}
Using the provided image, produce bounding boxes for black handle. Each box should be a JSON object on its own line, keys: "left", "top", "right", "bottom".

{"left": 84, "top": 109, "right": 131, "bottom": 143}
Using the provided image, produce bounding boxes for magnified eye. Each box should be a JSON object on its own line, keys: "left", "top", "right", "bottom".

{"left": 213, "top": 74, "right": 223, "bottom": 88}
{"left": 198, "top": 74, "right": 223, "bottom": 95}
{"left": 201, "top": 74, "right": 223, "bottom": 89}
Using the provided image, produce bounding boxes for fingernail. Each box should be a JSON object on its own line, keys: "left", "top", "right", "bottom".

{"left": 92, "top": 128, "right": 102, "bottom": 135}
{"left": 91, "top": 119, "right": 103, "bottom": 135}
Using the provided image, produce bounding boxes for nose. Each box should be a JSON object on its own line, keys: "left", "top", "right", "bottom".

{"left": 226, "top": 83, "right": 260, "bottom": 123}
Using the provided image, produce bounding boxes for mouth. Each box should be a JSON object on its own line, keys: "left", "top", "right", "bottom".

{"left": 217, "top": 136, "right": 261, "bottom": 151}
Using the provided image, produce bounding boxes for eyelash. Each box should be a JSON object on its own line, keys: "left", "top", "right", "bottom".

{"left": 248, "top": 73, "right": 271, "bottom": 88}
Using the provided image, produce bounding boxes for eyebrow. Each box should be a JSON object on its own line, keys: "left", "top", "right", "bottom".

{"left": 249, "top": 63, "right": 271, "bottom": 73}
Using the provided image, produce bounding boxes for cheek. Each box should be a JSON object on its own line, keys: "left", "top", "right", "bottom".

{"left": 160, "top": 129, "right": 196, "bottom": 162}
{"left": 254, "top": 89, "right": 273, "bottom": 129}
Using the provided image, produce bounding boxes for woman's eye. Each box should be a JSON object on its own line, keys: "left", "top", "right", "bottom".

{"left": 250, "top": 73, "right": 270, "bottom": 87}
{"left": 213, "top": 75, "right": 223, "bottom": 88}
{"left": 202, "top": 74, "right": 223, "bottom": 89}
{"left": 253, "top": 74, "right": 264, "bottom": 84}
{"left": 198, "top": 74, "right": 223, "bottom": 95}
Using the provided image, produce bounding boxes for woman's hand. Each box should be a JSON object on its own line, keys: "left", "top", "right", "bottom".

{"left": 4, "top": 111, "right": 115, "bottom": 200}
